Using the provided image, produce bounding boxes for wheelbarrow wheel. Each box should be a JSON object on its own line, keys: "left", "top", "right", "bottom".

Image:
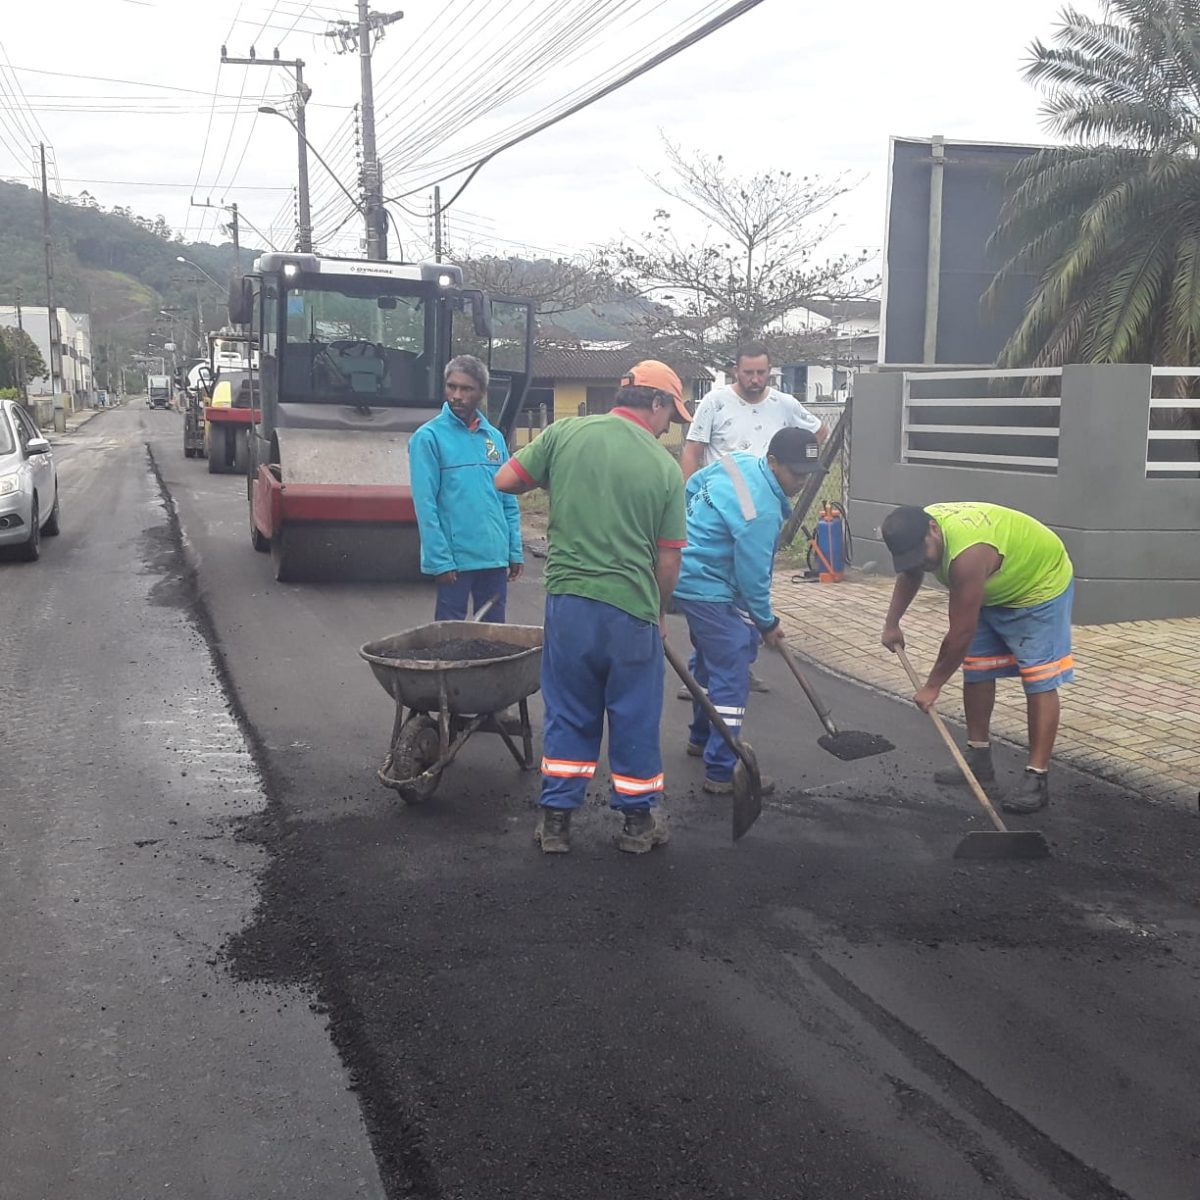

{"left": 384, "top": 715, "right": 442, "bottom": 803}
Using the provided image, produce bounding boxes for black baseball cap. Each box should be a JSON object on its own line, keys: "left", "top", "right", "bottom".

{"left": 881, "top": 505, "right": 935, "bottom": 572}
{"left": 768, "top": 427, "right": 822, "bottom": 474}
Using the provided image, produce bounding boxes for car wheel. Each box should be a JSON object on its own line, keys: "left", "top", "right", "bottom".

{"left": 43, "top": 485, "right": 61, "bottom": 536}
{"left": 19, "top": 497, "right": 40, "bottom": 561}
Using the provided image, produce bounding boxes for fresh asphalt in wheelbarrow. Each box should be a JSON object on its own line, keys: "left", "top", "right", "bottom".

{"left": 146, "top": 414, "right": 1200, "bottom": 1200}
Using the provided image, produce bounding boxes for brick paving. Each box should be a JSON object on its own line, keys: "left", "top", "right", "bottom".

{"left": 773, "top": 570, "right": 1200, "bottom": 807}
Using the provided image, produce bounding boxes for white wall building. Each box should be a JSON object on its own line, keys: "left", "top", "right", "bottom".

{"left": 0, "top": 305, "right": 94, "bottom": 406}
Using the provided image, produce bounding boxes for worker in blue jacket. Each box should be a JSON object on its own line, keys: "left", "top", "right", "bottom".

{"left": 674, "top": 426, "right": 821, "bottom": 793}
{"left": 409, "top": 354, "right": 523, "bottom": 621}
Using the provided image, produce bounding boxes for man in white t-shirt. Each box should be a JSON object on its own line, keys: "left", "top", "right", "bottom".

{"left": 678, "top": 343, "right": 826, "bottom": 696}
{"left": 681, "top": 343, "right": 825, "bottom": 481}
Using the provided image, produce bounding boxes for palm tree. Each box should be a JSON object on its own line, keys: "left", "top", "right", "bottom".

{"left": 987, "top": 1, "right": 1200, "bottom": 368}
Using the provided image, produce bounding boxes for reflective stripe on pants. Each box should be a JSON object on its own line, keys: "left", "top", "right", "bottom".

{"left": 539, "top": 593, "right": 665, "bottom": 811}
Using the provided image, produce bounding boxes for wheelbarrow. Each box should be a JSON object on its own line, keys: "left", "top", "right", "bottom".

{"left": 359, "top": 620, "right": 544, "bottom": 804}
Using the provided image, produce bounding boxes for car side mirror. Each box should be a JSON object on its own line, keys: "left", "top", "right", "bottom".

{"left": 197, "top": 364, "right": 216, "bottom": 398}
{"left": 26, "top": 437, "right": 51, "bottom": 457}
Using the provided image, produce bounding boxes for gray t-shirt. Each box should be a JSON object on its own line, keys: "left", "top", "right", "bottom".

{"left": 686, "top": 385, "right": 822, "bottom": 466}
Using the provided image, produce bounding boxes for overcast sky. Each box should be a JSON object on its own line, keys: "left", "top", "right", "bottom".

{"left": 0, "top": 0, "right": 1080, "bottom": 271}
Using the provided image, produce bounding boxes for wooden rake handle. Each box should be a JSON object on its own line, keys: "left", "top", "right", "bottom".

{"left": 895, "top": 648, "right": 1009, "bottom": 834}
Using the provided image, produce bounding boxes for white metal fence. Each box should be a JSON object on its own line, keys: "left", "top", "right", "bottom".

{"left": 1147, "top": 367, "right": 1200, "bottom": 477}
{"left": 901, "top": 368, "right": 1062, "bottom": 474}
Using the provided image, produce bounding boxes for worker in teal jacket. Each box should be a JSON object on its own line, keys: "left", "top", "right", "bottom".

{"left": 409, "top": 354, "right": 523, "bottom": 621}
{"left": 673, "top": 426, "right": 821, "bottom": 792}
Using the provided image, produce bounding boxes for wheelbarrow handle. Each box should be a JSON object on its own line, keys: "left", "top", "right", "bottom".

{"left": 662, "top": 637, "right": 745, "bottom": 762}
{"left": 776, "top": 642, "right": 839, "bottom": 738}
{"left": 895, "top": 647, "right": 1009, "bottom": 834}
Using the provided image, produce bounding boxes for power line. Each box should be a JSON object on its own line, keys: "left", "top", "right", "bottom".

{"left": 204, "top": 0, "right": 288, "bottom": 200}
{"left": 379, "top": 0, "right": 644, "bottom": 169}
{"left": 2, "top": 174, "right": 294, "bottom": 191}
{"left": 393, "top": 0, "right": 722, "bottom": 179}
{"left": 389, "top": 0, "right": 766, "bottom": 205}
{"left": 396, "top": 0, "right": 712, "bottom": 178}
{"left": 7, "top": 64, "right": 255, "bottom": 98}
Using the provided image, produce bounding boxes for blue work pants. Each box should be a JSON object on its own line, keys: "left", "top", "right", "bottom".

{"left": 435, "top": 567, "right": 508, "bottom": 622}
{"left": 677, "top": 599, "right": 758, "bottom": 781}
{"left": 540, "top": 593, "right": 665, "bottom": 812}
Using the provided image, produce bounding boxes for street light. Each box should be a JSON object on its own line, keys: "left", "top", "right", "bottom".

{"left": 175, "top": 256, "right": 226, "bottom": 293}
{"left": 259, "top": 104, "right": 363, "bottom": 250}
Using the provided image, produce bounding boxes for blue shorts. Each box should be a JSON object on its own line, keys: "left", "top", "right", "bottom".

{"left": 962, "top": 582, "right": 1074, "bottom": 694}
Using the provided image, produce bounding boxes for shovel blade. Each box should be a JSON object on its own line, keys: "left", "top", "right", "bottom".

{"left": 817, "top": 730, "right": 895, "bottom": 761}
{"left": 953, "top": 830, "right": 1050, "bottom": 861}
{"left": 731, "top": 744, "right": 764, "bottom": 842}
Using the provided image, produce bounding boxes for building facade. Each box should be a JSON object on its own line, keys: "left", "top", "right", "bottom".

{"left": 0, "top": 305, "right": 94, "bottom": 408}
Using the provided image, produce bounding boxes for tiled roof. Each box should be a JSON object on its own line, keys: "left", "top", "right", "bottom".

{"left": 532, "top": 347, "right": 712, "bottom": 381}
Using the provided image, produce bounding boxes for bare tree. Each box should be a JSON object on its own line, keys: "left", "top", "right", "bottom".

{"left": 615, "top": 139, "right": 876, "bottom": 361}
{"left": 457, "top": 250, "right": 616, "bottom": 317}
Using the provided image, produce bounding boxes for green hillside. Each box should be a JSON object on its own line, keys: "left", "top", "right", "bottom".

{"left": 0, "top": 179, "right": 262, "bottom": 387}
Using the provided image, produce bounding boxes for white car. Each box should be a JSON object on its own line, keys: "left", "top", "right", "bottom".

{"left": 0, "top": 398, "right": 60, "bottom": 561}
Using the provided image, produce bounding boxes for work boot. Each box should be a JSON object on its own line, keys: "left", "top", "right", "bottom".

{"left": 702, "top": 775, "right": 776, "bottom": 797}
{"left": 615, "top": 807, "right": 670, "bottom": 854}
{"left": 1002, "top": 768, "right": 1050, "bottom": 814}
{"left": 686, "top": 741, "right": 704, "bottom": 758}
{"left": 748, "top": 669, "right": 770, "bottom": 694}
{"left": 534, "top": 808, "right": 572, "bottom": 854}
{"left": 933, "top": 743, "right": 995, "bottom": 786}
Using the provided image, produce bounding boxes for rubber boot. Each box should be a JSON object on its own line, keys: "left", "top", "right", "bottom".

{"left": 934, "top": 743, "right": 995, "bottom": 786}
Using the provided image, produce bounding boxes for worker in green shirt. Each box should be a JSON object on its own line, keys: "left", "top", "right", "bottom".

{"left": 880, "top": 503, "right": 1075, "bottom": 813}
{"left": 494, "top": 361, "right": 690, "bottom": 855}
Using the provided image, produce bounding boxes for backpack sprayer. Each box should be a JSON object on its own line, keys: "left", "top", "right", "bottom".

{"left": 796, "top": 500, "right": 851, "bottom": 583}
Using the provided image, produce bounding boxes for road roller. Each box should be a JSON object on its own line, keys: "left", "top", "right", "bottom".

{"left": 227, "top": 253, "right": 534, "bottom": 582}
{"left": 204, "top": 330, "right": 259, "bottom": 475}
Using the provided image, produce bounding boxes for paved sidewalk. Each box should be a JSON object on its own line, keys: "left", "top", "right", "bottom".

{"left": 774, "top": 570, "right": 1200, "bottom": 807}
{"left": 46, "top": 403, "right": 115, "bottom": 440}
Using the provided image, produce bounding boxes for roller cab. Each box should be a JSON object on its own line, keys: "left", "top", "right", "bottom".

{"left": 229, "top": 253, "right": 535, "bottom": 582}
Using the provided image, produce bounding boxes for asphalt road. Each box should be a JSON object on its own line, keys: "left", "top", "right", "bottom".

{"left": 7, "top": 404, "right": 1200, "bottom": 1199}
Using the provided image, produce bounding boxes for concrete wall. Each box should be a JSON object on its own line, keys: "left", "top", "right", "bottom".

{"left": 848, "top": 364, "right": 1200, "bottom": 624}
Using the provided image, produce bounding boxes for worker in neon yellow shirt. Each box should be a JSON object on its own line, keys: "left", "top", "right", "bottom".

{"left": 879, "top": 503, "right": 1074, "bottom": 814}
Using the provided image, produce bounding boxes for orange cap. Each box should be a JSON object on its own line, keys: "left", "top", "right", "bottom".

{"left": 619, "top": 360, "right": 690, "bottom": 423}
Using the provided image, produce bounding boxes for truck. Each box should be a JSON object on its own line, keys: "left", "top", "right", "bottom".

{"left": 226, "top": 253, "right": 535, "bottom": 582}
{"left": 147, "top": 374, "right": 172, "bottom": 409}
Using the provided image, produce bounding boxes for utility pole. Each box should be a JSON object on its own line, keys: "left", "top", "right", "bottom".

{"left": 433, "top": 185, "right": 443, "bottom": 263}
{"left": 220, "top": 47, "right": 312, "bottom": 251}
{"left": 327, "top": 7, "right": 403, "bottom": 261}
{"left": 14, "top": 285, "right": 27, "bottom": 406}
{"left": 357, "top": 1, "right": 383, "bottom": 260}
{"left": 39, "top": 143, "right": 61, "bottom": 399}
{"left": 229, "top": 201, "right": 242, "bottom": 272}
{"left": 190, "top": 197, "right": 250, "bottom": 267}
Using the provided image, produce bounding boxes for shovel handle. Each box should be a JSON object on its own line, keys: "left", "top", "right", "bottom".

{"left": 895, "top": 648, "right": 1009, "bottom": 834}
{"left": 662, "top": 637, "right": 747, "bottom": 764}
{"left": 776, "top": 642, "right": 839, "bottom": 738}
{"left": 471, "top": 595, "right": 498, "bottom": 622}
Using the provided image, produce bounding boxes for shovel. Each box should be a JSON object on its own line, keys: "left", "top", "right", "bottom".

{"left": 662, "top": 638, "right": 763, "bottom": 842}
{"left": 896, "top": 648, "right": 1049, "bottom": 861}
{"left": 776, "top": 642, "right": 894, "bottom": 761}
